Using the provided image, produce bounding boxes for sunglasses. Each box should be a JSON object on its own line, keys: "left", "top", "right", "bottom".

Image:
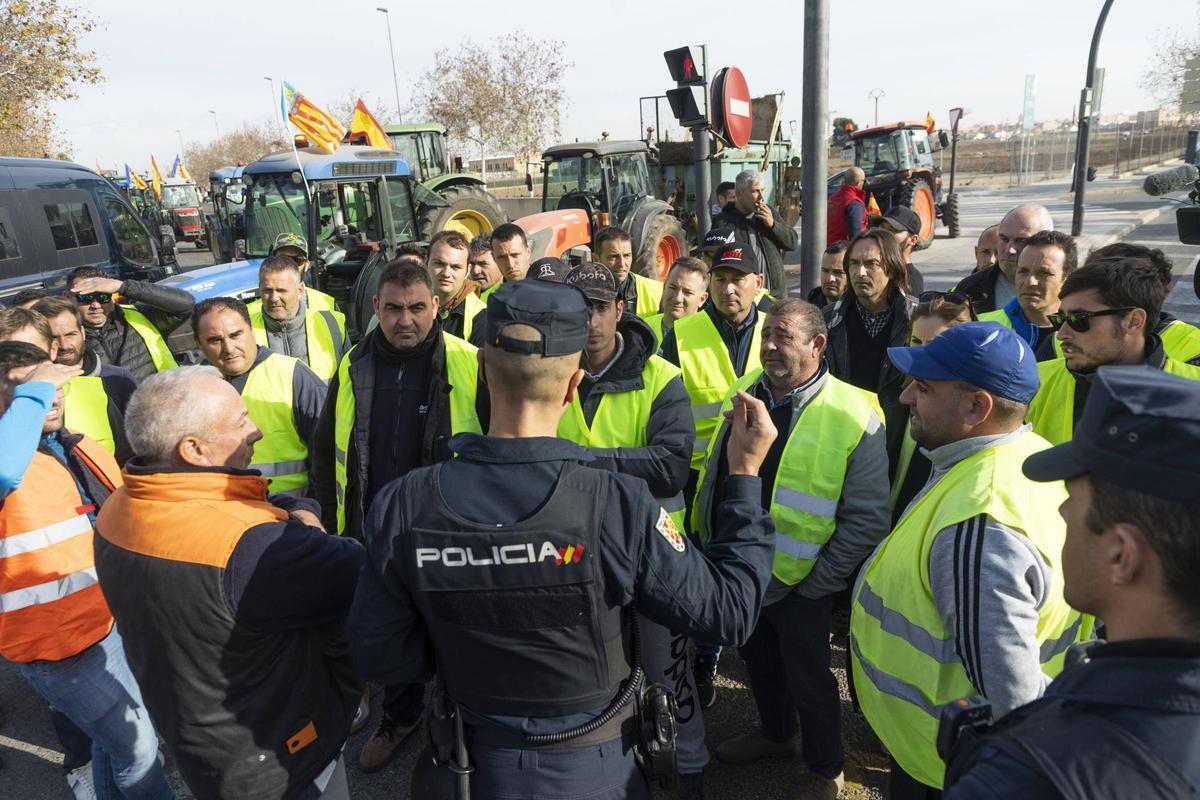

{"left": 918, "top": 290, "right": 978, "bottom": 320}
{"left": 75, "top": 293, "right": 113, "bottom": 305}
{"left": 1048, "top": 307, "right": 1135, "bottom": 333}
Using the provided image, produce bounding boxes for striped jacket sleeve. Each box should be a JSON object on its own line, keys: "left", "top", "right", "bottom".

{"left": 928, "top": 515, "right": 1052, "bottom": 717}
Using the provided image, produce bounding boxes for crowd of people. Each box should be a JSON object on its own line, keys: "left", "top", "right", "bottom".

{"left": 2, "top": 165, "right": 1199, "bottom": 800}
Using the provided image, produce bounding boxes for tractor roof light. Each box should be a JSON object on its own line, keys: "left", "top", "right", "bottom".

{"left": 293, "top": 133, "right": 309, "bottom": 148}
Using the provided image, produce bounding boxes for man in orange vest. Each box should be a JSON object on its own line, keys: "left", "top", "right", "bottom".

{"left": 0, "top": 341, "right": 173, "bottom": 800}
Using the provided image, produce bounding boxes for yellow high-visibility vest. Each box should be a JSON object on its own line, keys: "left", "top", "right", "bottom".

{"left": 63, "top": 376, "right": 115, "bottom": 454}
{"left": 247, "top": 303, "right": 346, "bottom": 382}
{"left": 119, "top": 306, "right": 176, "bottom": 373}
{"left": 241, "top": 352, "right": 310, "bottom": 494}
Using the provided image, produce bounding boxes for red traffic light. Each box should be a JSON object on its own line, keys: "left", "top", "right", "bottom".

{"left": 664, "top": 46, "right": 705, "bottom": 86}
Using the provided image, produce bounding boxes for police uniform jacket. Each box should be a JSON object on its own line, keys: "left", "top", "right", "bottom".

{"left": 348, "top": 435, "right": 775, "bottom": 725}
{"left": 945, "top": 639, "right": 1200, "bottom": 799}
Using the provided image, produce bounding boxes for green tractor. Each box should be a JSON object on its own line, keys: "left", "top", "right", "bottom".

{"left": 384, "top": 123, "right": 507, "bottom": 239}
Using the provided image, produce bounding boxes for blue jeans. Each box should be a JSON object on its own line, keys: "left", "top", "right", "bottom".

{"left": 18, "top": 626, "right": 173, "bottom": 800}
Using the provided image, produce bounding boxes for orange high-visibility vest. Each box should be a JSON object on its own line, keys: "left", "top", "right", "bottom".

{"left": 0, "top": 437, "right": 120, "bottom": 662}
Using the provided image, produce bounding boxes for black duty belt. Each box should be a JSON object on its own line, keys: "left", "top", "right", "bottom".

{"left": 466, "top": 703, "right": 635, "bottom": 750}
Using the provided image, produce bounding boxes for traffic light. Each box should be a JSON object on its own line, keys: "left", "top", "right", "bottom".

{"left": 664, "top": 45, "right": 708, "bottom": 127}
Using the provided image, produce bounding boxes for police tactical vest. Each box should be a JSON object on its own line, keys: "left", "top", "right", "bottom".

{"left": 1028, "top": 356, "right": 1200, "bottom": 445}
{"left": 675, "top": 310, "right": 764, "bottom": 469}
{"left": 119, "top": 305, "right": 177, "bottom": 373}
{"left": 849, "top": 430, "right": 1092, "bottom": 789}
{"left": 63, "top": 376, "right": 116, "bottom": 454}
{"left": 401, "top": 461, "right": 628, "bottom": 717}
{"left": 247, "top": 303, "right": 347, "bottom": 382}
{"left": 557, "top": 353, "right": 686, "bottom": 530}
{"left": 0, "top": 437, "right": 119, "bottom": 663}
{"left": 693, "top": 370, "right": 881, "bottom": 584}
{"left": 632, "top": 273, "right": 664, "bottom": 320}
{"left": 332, "top": 333, "right": 482, "bottom": 535}
{"left": 240, "top": 352, "right": 310, "bottom": 493}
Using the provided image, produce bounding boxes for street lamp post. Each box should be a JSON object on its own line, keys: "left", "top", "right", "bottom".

{"left": 264, "top": 76, "right": 279, "bottom": 122}
{"left": 868, "top": 88, "right": 885, "bottom": 126}
{"left": 175, "top": 129, "right": 184, "bottom": 155}
{"left": 1070, "top": 0, "right": 1115, "bottom": 236}
{"left": 208, "top": 110, "right": 220, "bottom": 139}
{"left": 376, "top": 7, "right": 402, "bottom": 123}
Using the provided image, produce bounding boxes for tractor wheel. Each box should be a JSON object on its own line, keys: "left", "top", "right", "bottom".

{"left": 634, "top": 213, "right": 687, "bottom": 282}
{"left": 943, "top": 192, "right": 961, "bottom": 239}
{"left": 418, "top": 185, "right": 507, "bottom": 240}
{"left": 900, "top": 178, "right": 937, "bottom": 250}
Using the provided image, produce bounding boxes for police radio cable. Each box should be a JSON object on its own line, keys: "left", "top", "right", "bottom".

{"left": 523, "top": 611, "right": 646, "bottom": 745}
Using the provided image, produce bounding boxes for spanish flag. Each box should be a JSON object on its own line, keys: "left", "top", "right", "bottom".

{"left": 95, "top": 162, "right": 105, "bottom": 176}
{"left": 925, "top": 112, "right": 936, "bottom": 134}
{"left": 867, "top": 193, "right": 883, "bottom": 217}
{"left": 347, "top": 99, "right": 390, "bottom": 149}
{"left": 150, "top": 155, "right": 163, "bottom": 200}
{"left": 281, "top": 81, "right": 346, "bottom": 155}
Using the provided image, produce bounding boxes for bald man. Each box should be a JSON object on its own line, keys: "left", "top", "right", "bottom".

{"left": 974, "top": 225, "right": 1000, "bottom": 273}
{"left": 827, "top": 167, "right": 868, "bottom": 246}
{"left": 955, "top": 204, "right": 1054, "bottom": 313}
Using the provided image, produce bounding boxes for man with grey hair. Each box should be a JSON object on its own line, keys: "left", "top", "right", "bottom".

{"left": 94, "top": 366, "right": 363, "bottom": 800}
{"left": 713, "top": 168, "right": 798, "bottom": 295}
{"left": 955, "top": 204, "right": 1055, "bottom": 313}
{"left": 694, "top": 299, "right": 890, "bottom": 799}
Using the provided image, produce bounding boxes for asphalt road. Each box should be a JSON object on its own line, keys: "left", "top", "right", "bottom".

{"left": 2, "top": 171, "right": 1193, "bottom": 800}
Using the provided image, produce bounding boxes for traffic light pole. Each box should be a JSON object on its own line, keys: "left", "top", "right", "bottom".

{"left": 1070, "top": 0, "right": 1114, "bottom": 237}
{"left": 694, "top": 128, "right": 712, "bottom": 240}
{"left": 799, "top": 0, "right": 829, "bottom": 296}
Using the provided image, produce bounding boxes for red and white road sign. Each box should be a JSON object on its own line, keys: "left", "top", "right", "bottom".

{"left": 712, "top": 67, "right": 752, "bottom": 148}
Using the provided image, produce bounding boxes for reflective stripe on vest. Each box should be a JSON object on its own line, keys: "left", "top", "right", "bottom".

{"left": 1028, "top": 356, "right": 1200, "bottom": 445}
{"left": 248, "top": 304, "right": 347, "bottom": 382}
{"left": 333, "top": 333, "right": 482, "bottom": 535}
{"left": 119, "top": 306, "right": 177, "bottom": 373}
{"left": 556, "top": 353, "right": 686, "bottom": 530}
{"left": 0, "top": 438, "right": 119, "bottom": 662}
{"left": 240, "top": 352, "right": 310, "bottom": 493}
{"left": 675, "top": 310, "right": 763, "bottom": 470}
{"left": 693, "top": 370, "right": 880, "bottom": 583}
{"left": 632, "top": 274, "right": 664, "bottom": 320}
{"left": 63, "top": 376, "right": 116, "bottom": 454}
{"left": 849, "top": 431, "right": 1092, "bottom": 789}
{"left": 1160, "top": 319, "right": 1200, "bottom": 362}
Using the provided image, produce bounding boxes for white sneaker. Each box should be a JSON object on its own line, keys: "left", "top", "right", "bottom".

{"left": 66, "top": 764, "right": 96, "bottom": 800}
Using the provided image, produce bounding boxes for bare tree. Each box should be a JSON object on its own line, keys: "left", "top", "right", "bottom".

{"left": 183, "top": 122, "right": 286, "bottom": 186}
{"left": 409, "top": 32, "right": 570, "bottom": 177}
{"left": 1139, "top": 26, "right": 1200, "bottom": 106}
{"left": 0, "top": 0, "right": 102, "bottom": 157}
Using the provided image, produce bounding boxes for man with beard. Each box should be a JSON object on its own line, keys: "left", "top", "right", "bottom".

{"left": 1027, "top": 259, "right": 1200, "bottom": 445}
{"left": 468, "top": 233, "right": 503, "bottom": 292}
{"left": 310, "top": 260, "right": 486, "bottom": 772}
{"left": 33, "top": 297, "right": 138, "bottom": 463}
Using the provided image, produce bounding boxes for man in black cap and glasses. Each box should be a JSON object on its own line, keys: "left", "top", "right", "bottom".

{"left": 347, "top": 280, "right": 777, "bottom": 800}
{"left": 944, "top": 366, "right": 1200, "bottom": 798}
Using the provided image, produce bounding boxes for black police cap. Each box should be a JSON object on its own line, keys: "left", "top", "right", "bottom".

{"left": 1023, "top": 365, "right": 1200, "bottom": 504}
{"left": 485, "top": 280, "right": 590, "bottom": 357}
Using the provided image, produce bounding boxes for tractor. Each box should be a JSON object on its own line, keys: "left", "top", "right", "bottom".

{"left": 383, "top": 123, "right": 507, "bottom": 239}
{"left": 206, "top": 166, "right": 246, "bottom": 263}
{"left": 838, "top": 121, "right": 960, "bottom": 248}
{"left": 159, "top": 176, "right": 210, "bottom": 251}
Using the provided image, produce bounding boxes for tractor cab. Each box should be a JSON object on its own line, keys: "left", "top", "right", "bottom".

{"left": 159, "top": 177, "right": 208, "bottom": 250}
{"left": 541, "top": 141, "right": 656, "bottom": 231}
{"left": 207, "top": 166, "right": 246, "bottom": 263}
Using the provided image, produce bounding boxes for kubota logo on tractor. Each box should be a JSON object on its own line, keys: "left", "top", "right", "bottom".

{"left": 416, "top": 541, "right": 586, "bottom": 568}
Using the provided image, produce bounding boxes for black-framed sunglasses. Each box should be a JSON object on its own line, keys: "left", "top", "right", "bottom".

{"left": 1048, "top": 307, "right": 1135, "bottom": 333}
{"left": 918, "top": 290, "right": 977, "bottom": 320}
{"left": 75, "top": 292, "right": 113, "bottom": 305}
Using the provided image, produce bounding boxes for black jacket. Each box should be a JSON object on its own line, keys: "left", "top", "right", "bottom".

{"left": 822, "top": 290, "right": 913, "bottom": 475}
{"left": 953, "top": 264, "right": 1003, "bottom": 314}
{"left": 713, "top": 201, "right": 798, "bottom": 295}
{"left": 86, "top": 279, "right": 195, "bottom": 379}
{"left": 310, "top": 328, "right": 489, "bottom": 536}
{"left": 945, "top": 639, "right": 1200, "bottom": 799}
{"left": 578, "top": 315, "right": 693, "bottom": 498}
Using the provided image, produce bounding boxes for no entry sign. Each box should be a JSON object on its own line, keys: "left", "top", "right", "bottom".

{"left": 711, "top": 67, "right": 752, "bottom": 148}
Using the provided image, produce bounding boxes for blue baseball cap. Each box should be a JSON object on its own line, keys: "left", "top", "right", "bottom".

{"left": 887, "top": 322, "right": 1040, "bottom": 404}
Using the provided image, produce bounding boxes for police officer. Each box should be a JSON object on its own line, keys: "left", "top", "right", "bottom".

{"left": 698, "top": 299, "right": 890, "bottom": 800}
{"left": 347, "top": 280, "right": 777, "bottom": 800}
{"left": 593, "top": 226, "right": 664, "bottom": 321}
{"left": 1027, "top": 259, "right": 1200, "bottom": 445}
{"left": 310, "top": 260, "right": 485, "bottom": 772}
{"left": 270, "top": 232, "right": 338, "bottom": 311}
{"left": 557, "top": 263, "right": 707, "bottom": 796}
{"left": 850, "top": 323, "right": 1093, "bottom": 797}
{"left": 193, "top": 297, "right": 326, "bottom": 496}
{"left": 944, "top": 367, "right": 1200, "bottom": 798}
{"left": 245, "top": 254, "right": 348, "bottom": 382}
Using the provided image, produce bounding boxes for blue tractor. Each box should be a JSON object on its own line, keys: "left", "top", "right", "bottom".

{"left": 162, "top": 143, "right": 452, "bottom": 351}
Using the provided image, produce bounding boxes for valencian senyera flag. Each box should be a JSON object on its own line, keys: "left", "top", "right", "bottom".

{"left": 346, "top": 99, "right": 390, "bottom": 149}
{"left": 281, "top": 81, "right": 346, "bottom": 155}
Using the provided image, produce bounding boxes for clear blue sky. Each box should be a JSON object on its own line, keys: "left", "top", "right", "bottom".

{"left": 59, "top": 0, "right": 1189, "bottom": 171}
